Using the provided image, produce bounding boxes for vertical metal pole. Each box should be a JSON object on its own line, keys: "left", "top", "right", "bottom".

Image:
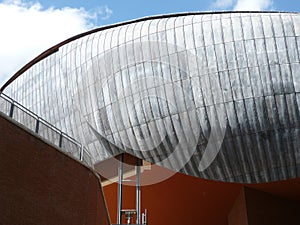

{"left": 59, "top": 132, "right": 63, "bottom": 148}
{"left": 117, "top": 154, "right": 124, "bottom": 224}
{"left": 35, "top": 119, "right": 40, "bottom": 134}
{"left": 9, "top": 102, "right": 14, "bottom": 118}
{"left": 136, "top": 158, "right": 141, "bottom": 224}
{"left": 80, "top": 144, "right": 84, "bottom": 161}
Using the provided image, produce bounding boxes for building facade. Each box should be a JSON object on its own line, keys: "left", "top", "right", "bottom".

{"left": 2, "top": 12, "right": 300, "bottom": 183}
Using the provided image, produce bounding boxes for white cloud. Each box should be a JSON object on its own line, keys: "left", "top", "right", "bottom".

{"left": 100, "top": 5, "right": 113, "bottom": 20}
{"left": 211, "top": 0, "right": 273, "bottom": 11}
{"left": 0, "top": 0, "right": 112, "bottom": 86}
{"left": 234, "top": 0, "right": 273, "bottom": 11}
{"left": 212, "top": 0, "right": 234, "bottom": 9}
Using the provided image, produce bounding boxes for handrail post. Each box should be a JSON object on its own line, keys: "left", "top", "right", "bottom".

{"left": 59, "top": 132, "right": 63, "bottom": 148}
{"left": 9, "top": 101, "right": 14, "bottom": 118}
{"left": 35, "top": 118, "right": 40, "bottom": 133}
{"left": 80, "top": 144, "right": 84, "bottom": 161}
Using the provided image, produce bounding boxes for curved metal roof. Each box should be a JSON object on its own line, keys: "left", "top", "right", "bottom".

{"left": 1, "top": 11, "right": 296, "bottom": 91}
{"left": 2, "top": 11, "right": 300, "bottom": 183}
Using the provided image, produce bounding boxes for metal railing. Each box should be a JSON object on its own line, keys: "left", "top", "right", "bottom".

{"left": 0, "top": 93, "right": 93, "bottom": 168}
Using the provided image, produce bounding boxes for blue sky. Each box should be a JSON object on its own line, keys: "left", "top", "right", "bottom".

{"left": 0, "top": 0, "right": 299, "bottom": 85}
{"left": 30, "top": 0, "right": 300, "bottom": 26}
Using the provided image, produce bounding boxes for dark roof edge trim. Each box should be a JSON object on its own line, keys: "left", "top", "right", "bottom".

{"left": 1, "top": 11, "right": 298, "bottom": 92}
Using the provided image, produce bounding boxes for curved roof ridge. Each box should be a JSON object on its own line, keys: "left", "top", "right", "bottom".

{"left": 1, "top": 10, "right": 298, "bottom": 91}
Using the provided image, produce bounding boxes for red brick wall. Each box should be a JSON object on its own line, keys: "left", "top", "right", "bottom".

{"left": 0, "top": 113, "right": 110, "bottom": 225}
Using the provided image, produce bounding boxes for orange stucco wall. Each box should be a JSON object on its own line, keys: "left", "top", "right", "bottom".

{"left": 103, "top": 164, "right": 243, "bottom": 225}
{"left": 102, "top": 161, "right": 300, "bottom": 225}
